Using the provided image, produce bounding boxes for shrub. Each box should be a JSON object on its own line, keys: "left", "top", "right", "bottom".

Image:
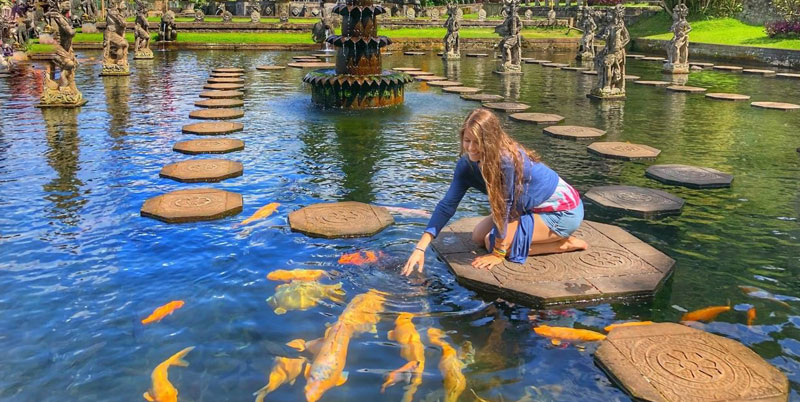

{"left": 659, "top": 0, "right": 742, "bottom": 18}
{"left": 773, "top": 0, "right": 800, "bottom": 22}
{"left": 765, "top": 20, "right": 800, "bottom": 37}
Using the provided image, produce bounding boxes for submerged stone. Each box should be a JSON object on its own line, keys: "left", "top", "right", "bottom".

{"left": 509, "top": 113, "right": 565, "bottom": 125}
{"left": 645, "top": 164, "right": 733, "bottom": 189}
{"left": 587, "top": 142, "right": 661, "bottom": 160}
{"left": 543, "top": 125, "right": 605, "bottom": 140}
{"left": 482, "top": 102, "right": 530, "bottom": 112}
{"left": 585, "top": 185, "right": 684, "bottom": 218}
{"left": 288, "top": 201, "right": 394, "bottom": 238}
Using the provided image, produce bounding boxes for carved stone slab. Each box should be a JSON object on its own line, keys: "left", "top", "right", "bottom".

{"left": 213, "top": 68, "right": 245, "bottom": 73}
{"left": 713, "top": 65, "right": 743, "bottom": 71}
{"left": 544, "top": 125, "right": 606, "bottom": 140}
{"left": 393, "top": 67, "right": 422, "bottom": 72}
{"left": 418, "top": 75, "right": 447, "bottom": 81}
{"left": 173, "top": 139, "right": 244, "bottom": 155}
{"left": 407, "top": 70, "right": 434, "bottom": 77}
{"left": 586, "top": 186, "right": 684, "bottom": 218}
{"left": 542, "top": 63, "right": 569, "bottom": 68}
{"left": 461, "top": 94, "right": 504, "bottom": 102}
{"left": 431, "top": 217, "right": 675, "bottom": 306}
{"left": 742, "top": 69, "right": 776, "bottom": 76}
{"left": 706, "top": 93, "right": 750, "bottom": 101}
{"left": 588, "top": 142, "right": 661, "bottom": 161}
{"left": 208, "top": 77, "right": 244, "bottom": 84}
{"left": 442, "top": 86, "right": 482, "bottom": 94}
{"left": 141, "top": 188, "right": 243, "bottom": 223}
{"left": 199, "top": 90, "right": 244, "bottom": 99}
{"left": 777, "top": 73, "right": 800, "bottom": 79}
{"left": 287, "top": 62, "right": 335, "bottom": 68}
{"left": 595, "top": 323, "right": 789, "bottom": 402}
{"left": 482, "top": 102, "right": 530, "bottom": 112}
{"left": 160, "top": 159, "right": 243, "bottom": 183}
{"left": 288, "top": 201, "right": 394, "bottom": 238}
{"left": 751, "top": 102, "right": 800, "bottom": 111}
{"left": 256, "top": 65, "right": 287, "bottom": 71}
{"left": 666, "top": 85, "right": 707, "bottom": 93}
{"left": 182, "top": 122, "right": 244, "bottom": 135}
{"left": 634, "top": 80, "right": 671, "bottom": 87}
{"left": 189, "top": 108, "right": 244, "bottom": 120}
{"left": 195, "top": 99, "right": 244, "bottom": 109}
{"left": 509, "top": 113, "right": 565, "bottom": 125}
{"left": 645, "top": 164, "right": 733, "bottom": 189}
{"left": 403, "top": 51, "right": 425, "bottom": 55}
{"left": 211, "top": 72, "right": 244, "bottom": 78}
{"left": 427, "top": 80, "right": 463, "bottom": 87}
{"left": 203, "top": 83, "right": 245, "bottom": 90}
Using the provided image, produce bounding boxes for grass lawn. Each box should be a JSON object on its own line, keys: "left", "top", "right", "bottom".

{"left": 27, "top": 43, "right": 55, "bottom": 53}
{"left": 630, "top": 13, "right": 800, "bottom": 50}
{"left": 127, "top": 16, "right": 314, "bottom": 23}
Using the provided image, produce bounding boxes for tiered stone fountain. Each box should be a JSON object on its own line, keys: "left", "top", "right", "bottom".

{"left": 303, "top": 0, "right": 412, "bottom": 108}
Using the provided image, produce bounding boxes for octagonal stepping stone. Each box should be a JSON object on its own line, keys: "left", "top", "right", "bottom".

{"left": 204, "top": 83, "right": 245, "bottom": 90}
{"left": 634, "top": 80, "right": 670, "bottom": 86}
{"left": 208, "top": 77, "right": 244, "bottom": 84}
{"left": 706, "top": 92, "right": 750, "bottom": 101}
{"left": 427, "top": 80, "right": 462, "bottom": 87}
{"left": 626, "top": 54, "right": 646, "bottom": 59}
{"left": 287, "top": 62, "right": 335, "bottom": 68}
{"left": 292, "top": 56, "right": 320, "bottom": 60}
{"left": 751, "top": 101, "right": 800, "bottom": 110}
{"left": 194, "top": 98, "right": 244, "bottom": 109}
{"left": 461, "top": 94, "right": 504, "bottom": 102}
{"left": 713, "top": 65, "right": 743, "bottom": 71}
{"left": 430, "top": 217, "right": 675, "bottom": 306}
{"left": 404, "top": 51, "right": 425, "bottom": 56}
{"left": 407, "top": 70, "right": 434, "bottom": 77}
{"left": 393, "top": 67, "right": 421, "bottom": 72}
{"left": 211, "top": 72, "right": 244, "bottom": 78}
{"left": 666, "top": 85, "right": 707, "bottom": 93}
{"left": 509, "top": 112, "right": 565, "bottom": 125}
{"left": 542, "top": 63, "right": 569, "bottom": 68}
{"left": 418, "top": 75, "right": 447, "bottom": 81}
{"left": 442, "top": 86, "right": 481, "bottom": 94}
{"left": 641, "top": 56, "right": 664, "bottom": 61}
{"left": 141, "top": 188, "right": 242, "bottom": 223}
{"left": 543, "top": 125, "right": 605, "bottom": 140}
{"left": 160, "top": 159, "right": 243, "bottom": 183}
{"left": 482, "top": 102, "right": 530, "bottom": 112}
{"left": 288, "top": 201, "right": 394, "bottom": 238}
{"left": 189, "top": 108, "right": 244, "bottom": 120}
{"left": 645, "top": 164, "right": 733, "bottom": 189}
{"left": 595, "top": 323, "right": 789, "bottom": 402}
{"left": 213, "top": 68, "right": 245, "bottom": 73}
{"left": 588, "top": 142, "right": 661, "bottom": 160}
{"left": 524, "top": 59, "right": 551, "bottom": 64}
{"left": 182, "top": 121, "right": 244, "bottom": 135}
{"left": 743, "top": 68, "right": 776, "bottom": 76}
{"left": 562, "top": 66, "right": 588, "bottom": 71}
{"left": 777, "top": 73, "right": 800, "bottom": 79}
{"left": 466, "top": 53, "right": 489, "bottom": 57}
{"left": 586, "top": 185, "right": 683, "bottom": 218}
{"left": 624, "top": 75, "right": 641, "bottom": 80}
{"left": 689, "top": 61, "right": 714, "bottom": 68}
{"left": 581, "top": 70, "right": 599, "bottom": 76}
{"left": 256, "top": 65, "right": 286, "bottom": 71}
{"left": 173, "top": 138, "right": 244, "bottom": 155}
{"left": 199, "top": 90, "right": 244, "bottom": 99}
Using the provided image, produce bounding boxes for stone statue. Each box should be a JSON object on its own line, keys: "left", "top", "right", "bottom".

{"left": 133, "top": 0, "right": 152, "bottom": 59}
{"left": 217, "top": 3, "right": 233, "bottom": 22}
{"left": 80, "top": 0, "right": 96, "bottom": 21}
{"left": 276, "top": 0, "right": 289, "bottom": 22}
{"left": 159, "top": 10, "right": 177, "bottom": 41}
{"left": 664, "top": 3, "right": 691, "bottom": 74}
{"left": 38, "top": 0, "right": 85, "bottom": 107}
{"left": 524, "top": 9, "right": 532, "bottom": 20}
{"left": 590, "top": 5, "right": 628, "bottom": 99}
{"left": 429, "top": 7, "right": 439, "bottom": 20}
{"left": 194, "top": 9, "right": 205, "bottom": 22}
{"left": 547, "top": 6, "right": 556, "bottom": 25}
{"left": 311, "top": 6, "right": 332, "bottom": 46}
{"left": 494, "top": 0, "right": 522, "bottom": 74}
{"left": 405, "top": 7, "right": 415, "bottom": 19}
{"left": 442, "top": 3, "right": 459, "bottom": 60}
{"left": 250, "top": 9, "right": 261, "bottom": 22}
{"left": 576, "top": 5, "right": 596, "bottom": 61}
{"left": 477, "top": 6, "right": 485, "bottom": 21}
{"left": 100, "top": 0, "right": 129, "bottom": 75}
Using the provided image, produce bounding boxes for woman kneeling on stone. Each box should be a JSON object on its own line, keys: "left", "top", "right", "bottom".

{"left": 402, "top": 109, "right": 587, "bottom": 275}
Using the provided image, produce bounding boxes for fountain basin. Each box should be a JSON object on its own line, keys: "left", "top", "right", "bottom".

{"left": 303, "top": 69, "right": 412, "bottom": 109}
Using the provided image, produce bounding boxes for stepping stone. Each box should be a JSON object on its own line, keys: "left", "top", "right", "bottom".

{"left": 407, "top": 70, "right": 434, "bottom": 77}
{"left": 542, "top": 63, "right": 569, "bottom": 68}
{"left": 543, "top": 125, "right": 605, "bottom": 140}
{"left": 689, "top": 62, "right": 714, "bottom": 67}
{"left": 208, "top": 77, "right": 244, "bottom": 84}
{"left": 634, "top": 80, "right": 670, "bottom": 86}
{"left": 213, "top": 68, "right": 245, "bottom": 73}
{"left": 292, "top": 56, "right": 320, "bottom": 60}
{"left": 562, "top": 66, "right": 588, "bottom": 71}
{"left": 194, "top": 98, "right": 244, "bottom": 108}
{"left": 524, "top": 59, "right": 551, "bottom": 64}
{"left": 160, "top": 159, "right": 243, "bottom": 183}
{"left": 404, "top": 51, "right": 425, "bottom": 55}
{"left": 461, "top": 94, "right": 504, "bottom": 102}
{"left": 288, "top": 201, "right": 394, "bottom": 239}
{"left": 691, "top": 65, "right": 704, "bottom": 71}
{"left": 182, "top": 121, "right": 244, "bottom": 135}
{"left": 189, "top": 108, "right": 244, "bottom": 120}
{"left": 256, "top": 65, "right": 286, "bottom": 71}
{"left": 199, "top": 90, "right": 244, "bottom": 99}
{"left": 509, "top": 112, "right": 565, "bottom": 125}
{"left": 466, "top": 53, "right": 488, "bottom": 57}
{"left": 587, "top": 142, "right": 661, "bottom": 160}
{"left": 211, "top": 72, "right": 244, "bottom": 78}
{"left": 705, "top": 92, "right": 750, "bottom": 101}
{"left": 626, "top": 54, "right": 646, "bottom": 59}
{"left": 743, "top": 68, "right": 776, "bottom": 76}
{"left": 595, "top": 323, "right": 789, "bottom": 402}
{"left": 581, "top": 70, "right": 599, "bottom": 76}
{"left": 203, "top": 83, "right": 245, "bottom": 90}
{"left": 417, "top": 75, "right": 447, "bottom": 81}
{"left": 777, "top": 73, "right": 800, "bottom": 79}
{"left": 173, "top": 138, "right": 244, "bottom": 155}
{"left": 624, "top": 75, "right": 641, "bottom": 80}
{"left": 645, "top": 164, "right": 733, "bottom": 189}
{"left": 482, "top": 102, "right": 530, "bottom": 112}
{"left": 751, "top": 101, "right": 800, "bottom": 110}
{"left": 141, "top": 188, "right": 242, "bottom": 223}
{"left": 585, "top": 185, "right": 684, "bottom": 218}
{"left": 427, "top": 80, "right": 462, "bottom": 87}
{"left": 713, "top": 65, "right": 743, "bottom": 71}
{"left": 442, "top": 86, "right": 481, "bottom": 94}
{"left": 641, "top": 56, "right": 665, "bottom": 61}
{"left": 287, "top": 62, "right": 335, "bottom": 68}
{"left": 382, "top": 52, "right": 393, "bottom": 55}
{"left": 393, "top": 67, "right": 422, "bottom": 72}
{"left": 430, "top": 217, "right": 675, "bottom": 306}
{"left": 666, "top": 85, "right": 707, "bottom": 93}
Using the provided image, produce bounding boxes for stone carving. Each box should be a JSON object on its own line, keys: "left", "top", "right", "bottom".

{"left": 194, "top": 9, "right": 204, "bottom": 21}
{"left": 311, "top": 6, "right": 333, "bottom": 46}
{"left": 276, "top": 0, "right": 289, "bottom": 22}
{"left": 133, "top": 0, "right": 152, "bottom": 59}
{"left": 288, "top": 202, "right": 394, "bottom": 239}
{"left": 263, "top": 5, "right": 273, "bottom": 16}
{"left": 494, "top": 0, "right": 522, "bottom": 74}
{"left": 405, "top": 6, "right": 415, "bottom": 19}
{"left": 429, "top": 7, "right": 439, "bottom": 20}
{"left": 646, "top": 164, "right": 733, "bottom": 189}
{"left": 141, "top": 189, "right": 243, "bottom": 223}
{"left": 547, "top": 6, "right": 556, "bottom": 25}
{"left": 477, "top": 6, "right": 486, "bottom": 21}
{"left": 586, "top": 186, "right": 684, "bottom": 218}
{"left": 159, "top": 10, "right": 177, "bottom": 41}
{"left": 524, "top": 9, "right": 531, "bottom": 19}
{"left": 100, "top": 0, "right": 129, "bottom": 75}
{"left": 664, "top": 4, "right": 691, "bottom": 74}
{"left": 250, "top": 10, "right": 260, "bottom": 22}
{"left": 442, "top": 3, "right": 460, "bottom": 60}
{"left": 80, "top": 0, "right": 97, "bottom": 21}
{"left": 217, "top": 3, "right": 233, "bottom": 22}
{"left": 576, "top": 6, "right": 596, "bottom": 61}
{"left": 37, "top": 0, "right": 85, "bottom": 107}
{"left": 589, "top": 5, "right": 628, "bottom": 99}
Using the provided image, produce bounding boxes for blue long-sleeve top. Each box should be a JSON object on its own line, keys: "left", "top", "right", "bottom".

{"left": 424, "top": 151, "right": 561, "bottom": 238}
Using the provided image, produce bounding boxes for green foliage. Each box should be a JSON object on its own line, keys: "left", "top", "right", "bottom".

{"left": 773, "top": 0, "right": 800, "bottom": 21}
{"left": 659, "top": 0, "right": 742, "bottom": 17}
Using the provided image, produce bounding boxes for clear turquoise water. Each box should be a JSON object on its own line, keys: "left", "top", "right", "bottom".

{"left": 1, "top": 50, "right": 799, "bottom": 401}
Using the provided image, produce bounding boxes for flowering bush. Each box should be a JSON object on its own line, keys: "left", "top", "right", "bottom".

{"left": 765, "top": 20, "right": 800, "bottom": 37}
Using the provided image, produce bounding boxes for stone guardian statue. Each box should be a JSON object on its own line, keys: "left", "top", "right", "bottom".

{"left": 159, "top": 10, "right": 177, "bottom": 41}
{"left": 442, "top": 3, "right": 459, "bottom": 60}
{"left": 664, "top": 3, "right": 691, "bottom": 74}
{"left": 37, "top": 0, "right": 85, "bottom": 107}
{"left": 494, "top": 0, "right": 522, "bottom": 75}
{"left": 133, "top": 0, "right": 152, "bottom": 59}
{"left": 100, "top": 0, "right": 130, "bottom": 75}
{"left": 576, "top": 5, "right": 596, "bottom": 61}
{"left": 589, "top": 5, "right": 628, "bottom": 99}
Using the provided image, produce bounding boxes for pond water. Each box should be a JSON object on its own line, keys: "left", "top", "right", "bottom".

{"left": 1, "top": 49, "right": 799, "bottom": 401}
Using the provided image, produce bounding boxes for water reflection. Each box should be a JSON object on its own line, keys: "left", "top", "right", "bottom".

{"left": 41, "top": 108, "right": 84, "bottom": 228}
{"left": 103, "top": 76, "right": 130, "bottom": 140}
{"left": 502, "top": 74, "right": 521, "bottom": 100}
{"left": 331, "top": 116, "right": 386, "bottom": 202}
{"left": 445, "top": 60, "right": 460, "bottom": 80}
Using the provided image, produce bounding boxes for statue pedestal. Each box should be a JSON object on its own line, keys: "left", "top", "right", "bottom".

{"left": 587, "top": 90, "right": 626, "bottom": 101}
{"left": 663, "top": 62, "right": 689, "bottom": 74}
{"left": 36, "top": 79, "right": 87, "bottom": 108}
{"left": 100, "top": 64, "right": 131, "bottom": 76}
{"left": 81, "top": 23, "right": 98, "bottom": 33}
{"left": 442, "top": 52, "right": 460, "bottom": 60}
{"left": 576, "top": 51, "right": 593, "bottom": 61}
{"left": 493, "top": 65, "right": 523, "bottom": 75}
{"left": 134, "top": 49, "right": 154, "bottom": 59}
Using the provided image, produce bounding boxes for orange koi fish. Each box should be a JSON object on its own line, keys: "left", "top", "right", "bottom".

{"left": 141, "top": 301, "right": 185, "bottom": 325}
{"left": 427, "top": 328, "right": 466, "bottom": 402}
{"left": 385, "top": 313, "right": 425, "bottom": 401}
{"left": 237, "top": 202, "right": 280, "bottom": 227}
{"left": 604, "top": 321, "right": 654, "bottom": 333}
{"left": 267, "top": 281, "right": 346, "bottom": 315}
{"left": 681, "top": 305, "right": 731, "bottom": 322}
{"left": 266, "top": 269, "right": 327, "bottom": 282}
{"left": 254, "top": 339, "right": 307, "bottom": 402}
{"left": 337, "top": 251, "right": 381, "bottom": 266}
{"left": 304, "top": 321, "right": 354, "bottom": 402}
{"left": 533, "top": 325, "right": 606, "bottom": 346}
{"left": 747, "top": 308, "right": 757, "bottom": 327}
{"left": 380, "top": 361, "right": 419, "bottom": 393}
{"left": 143, "top": 346, "right": 194, "bottom": 402}
{"left": 338, "top": 289, "right": 387, "bottom": 335}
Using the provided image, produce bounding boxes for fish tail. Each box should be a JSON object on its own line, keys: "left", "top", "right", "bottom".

{"left": 168, "top": 346, "right": 195, "bottom": 367}
{"left": 253, "top": 386, "right": 270, "bottom": 402}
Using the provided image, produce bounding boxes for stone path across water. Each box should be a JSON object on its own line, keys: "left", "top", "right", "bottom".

{"left": 645, "top": 164, "right": 733, "bottom": 189}
{"left": 442, "top": 86, "right": 481, "bottom": 94}
{"left": 586, "top": 185, "right": 684, "bottom": 218}
{"left": 524, "top": 59, "right": 551, "bottom": 64}
{"left": 562, "top": 67, "right": 588, "bottom": 71}
{"left": 666, "top": 85, "right": 707, "bottom": 93}
{"left": 581, "top": 71, "right": 599, "bottom": 76}
{"left": 199, "top": 90, "right": 244, "bottom": 99}
{"left": 287, "top": 62, "right": 335, "bottom": 68}
{"left": 777, "top": 73, "right": 800, "bottom": 79}
{"left": 689, "top": 61, "right": 714, "bottom": 68}
{"left": 407, "top": 70, "right": 434, "bottom": 77}
{"left": 211, "top": 72, "right": 244, "bottom": 78}
{"left": 751, "top": 101, "right": 800, "bottom": 110}
{"left": 208, "top": 77, "right": 244, "bottom": 84}
{"left": 204, "top": 83, "right": 245, "bottom": 90}
{"left": 160, "top": 159, "right": 243, "bottom": 183}
{"left": 213, "top": 68, "right": 245, "bottom": 73}
{"left": 427, "top": 80, "right": 463, "bottom": 87}
{"left": 195, "top": 99, "right": 244, "bottom": 108}
{"left": 288, "top": 201, "right": 394, "bottom": 238}
{"left": 182, "top": 121, "right": 244, "bottom": 135}
{"left": 705, "top": 93, "right": 751, "bottom": 101}
{"left": 713, "top": 65, "right": 743, "bottom": 71}
{"left": 141, "top": 188, "right": 243, "bottom": 223}
{"left": 173, "top": 139, "right": 244, "bottom": 155}
{"left": 417, "top": 75, "right": 447, "bottom": 81}
{"left": 189, "top": 108, "right": 244, "bottom": 120}
{"left": 509, "top": 112, "right": 565, "bottom": 125}
{"left": 588, "top": 142, "right": 661, "bottom": 160}
{"left": 393, "top": 67, "right": 422, "bottom": 72}
{"left": 482, "top": 102, "right": 530, "bottom": 112}
{"left": 543, "top": 125, "right": 605, "bottom": 140}
{"left": 634, "top": 80, "right": 670, "bottom": 87}
{"left": 743, "top": 69, "right": 776, "bottom": 76}
{"left": 403, "top": 51, "right": 426, "bottom": 56}
{"left": 255, "top": 65, "right": 286, "bottom": 71}
{"left": 641, "top": 56, "right": 664, "bottom": 61}
{"left": 542, "top": 63, "right": 569, "bottom": 68}
{"left": 460, "top": 94, "right": 504, "bottom": 102}
{"left": 466, "top": 53, "right": 489, "bottom": 57}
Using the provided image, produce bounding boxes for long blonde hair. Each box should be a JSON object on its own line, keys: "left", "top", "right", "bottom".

{"left": 459, "top": 109, "right": 541, "bottom": 237}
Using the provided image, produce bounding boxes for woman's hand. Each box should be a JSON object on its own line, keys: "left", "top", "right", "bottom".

{"left": 401, "top": 249, "right": 425, "bottom": 276}
{"left": 472, "top": 254, "right": 504, "bottom": 270}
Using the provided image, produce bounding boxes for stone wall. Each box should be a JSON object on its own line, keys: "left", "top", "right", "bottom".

{"left": 740, "top": 0, "right": 783, "bottom": 24}
{"left": 633, "top": 37, "right": 800, "bottom": 68}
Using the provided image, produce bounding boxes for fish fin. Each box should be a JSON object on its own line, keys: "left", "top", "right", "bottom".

{"left": 170, "top": 346, "right": 195, "bottom": 367}
{"left": 387, "top": 329, "right": 396, "bottom": 341}
{"left": 304, "top": 362, "right": 311, "bottom": 379}
{"left": 274, "top": 307, "right": 287, "bottom": 315}
{"left": 336, "top": 371, "right": 349, "bottom": 386}
{"left": 143, "top": 392, "right": 154, "bottom": 401}
{"left": 551, "top": 339, "right": 561, "bottom": 346}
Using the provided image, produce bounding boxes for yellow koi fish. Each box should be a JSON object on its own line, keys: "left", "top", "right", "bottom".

{"left": 254, "top": 339, "right": 307, "bottom": 402}
{"left": 533, "top": 325, "right": 606, "bottom": 346}
{"left": 747, "top": 308, "right": 757, "bottom": 327}
{"left": 380, "top": 360, "right": 419, "bottom": 393}
{"left": 267, "top": 269, "right": 327, "bottom": 282}
{"left": 237, "top": 202, "right": 280, "bottom": 227}
{"left": 304, "top": 321, "right": 354, "bottom": 402}
{"left": 427, "top": 328, "right": 466, "bottom": 402}
{"left": 604, "top": 321, "right": 653, "bottom": 333}
{"left": 385, "top": 313, "right": 425, "bottom": 401}
{"left": 681, "top": 305, "right": 731, "bottom": 322}
{"left": 141, "top": 301, "right": 185, "bottom": 325}
{"left": 143, "top": 346, "right": 194, "bottom": 402}
{"left": 338, "top": 289, "right": 387, "bottom": 335}
{"left": 267, "top": 281, "right": 346, "bottom": 315}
